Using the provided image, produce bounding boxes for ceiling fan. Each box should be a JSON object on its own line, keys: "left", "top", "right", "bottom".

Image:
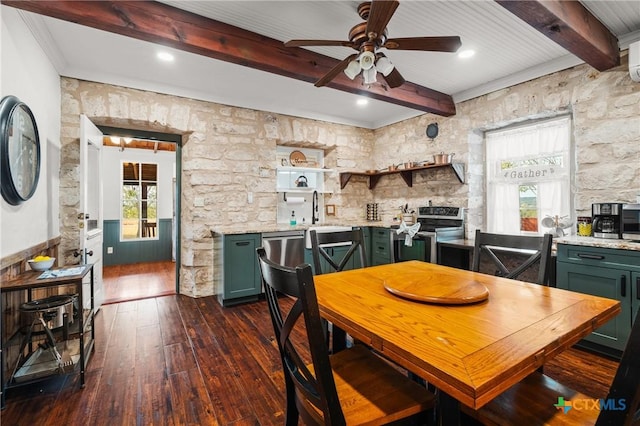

{"left": 284, "top": 0, "right": 462, "bottom": 89}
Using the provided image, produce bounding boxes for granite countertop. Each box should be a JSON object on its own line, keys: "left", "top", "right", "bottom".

{"left": 555, "top": 235, "right": 640, "bottom": 251}
{"left": 439, "top": 235, "right": 640, "bottom": 254}
{"left": 211, "top": 221, "right": 391, "bottom": 236}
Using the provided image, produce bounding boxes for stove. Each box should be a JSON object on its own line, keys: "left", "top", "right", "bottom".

{"left": 402, "top": 206, "right": 465, "bottom": 263}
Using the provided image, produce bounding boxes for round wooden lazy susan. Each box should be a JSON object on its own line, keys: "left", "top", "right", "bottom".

{"left": 383, "top": 273, "right": 489, "bottom": 305}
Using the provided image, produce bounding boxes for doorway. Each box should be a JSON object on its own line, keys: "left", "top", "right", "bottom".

{"left": 97, "top": 125, "right": 182, "bottom": 303}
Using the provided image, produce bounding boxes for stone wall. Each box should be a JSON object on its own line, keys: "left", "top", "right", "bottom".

{"left": 60, "top": 78, "right": 372, "bottom": 297}
{"left": 372, "top": 58, "right": 640, "bottom": 237}
{"left": 59, "top": 55, "right": 639, "bottom": 297}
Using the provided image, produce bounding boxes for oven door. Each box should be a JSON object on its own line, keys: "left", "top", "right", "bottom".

{"left": 391, "top": 232, "right": 434, "bottom": 263}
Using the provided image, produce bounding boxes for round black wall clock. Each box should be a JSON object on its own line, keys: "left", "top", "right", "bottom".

{"left": 0, "top": 95, "right": 41, "bottom": 205}
{"left": 426, "top": 122, "right": 439, "bottom": 140}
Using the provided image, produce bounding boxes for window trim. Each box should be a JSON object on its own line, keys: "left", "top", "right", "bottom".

{"left": 484, "top": 115, "right": 574, "bottom": 235}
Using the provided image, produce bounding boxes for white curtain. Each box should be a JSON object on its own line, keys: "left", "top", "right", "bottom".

{"left": 485, "top": 116, "right": 571, "bottom": 234}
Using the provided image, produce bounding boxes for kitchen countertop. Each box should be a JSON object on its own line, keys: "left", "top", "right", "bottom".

{"left": 211, "top": 222, "right": 391, "bottom": 236}
{"left": 441, "top": 235, "right": 640, "bottom": 253}
{"left": 555, "top": 235, "right": 640, "bottom": 251}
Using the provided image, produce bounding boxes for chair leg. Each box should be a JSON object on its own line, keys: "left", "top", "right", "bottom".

{"left": 284, "top": 372, "right": 299, "bottom": 426}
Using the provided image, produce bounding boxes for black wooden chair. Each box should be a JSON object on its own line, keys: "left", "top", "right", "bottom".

{"left": 471, "top": 229, "right": 553, "bottom": 285}
{"left": 310, "top": 228, "right": 367, "bottom": 352}
{"left": 309, "top": 228, "right": 367, "bottom": 275}
{"left": 256, "top": 247, "right": 435, "bottom": 426}
{"left": 464, "top": 311, "right": 640, "bottom": 425}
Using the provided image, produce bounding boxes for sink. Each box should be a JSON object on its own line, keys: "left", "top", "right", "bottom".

{"left": 305, "top": 226, "right": 353, "bottom": 249}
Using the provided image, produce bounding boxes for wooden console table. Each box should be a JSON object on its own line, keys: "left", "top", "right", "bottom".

{"left": 0, "top": 265, "right": 95, "bottom": 409}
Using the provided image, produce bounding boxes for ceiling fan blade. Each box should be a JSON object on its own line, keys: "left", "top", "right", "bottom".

{"left": 384, "top": 36, "right": 462, "bottom": 52}
{"left": 315, "top": 53, "right": 358, "bottom": 87}
{"left": 377, "top": 52, "right": 405, "bottom": 88}
{"left": 383, "top": 67, "right": 405, "bottom": 88}
{"left": 284, "top": 39, "right": 356, "bottom": 48}
{"left": 365, "top": 0, "right": 399, "bottom": 40}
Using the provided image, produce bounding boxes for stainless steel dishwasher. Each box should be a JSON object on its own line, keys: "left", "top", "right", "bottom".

{"left": 261, "top": 230, "right": 305, "bottom": 267}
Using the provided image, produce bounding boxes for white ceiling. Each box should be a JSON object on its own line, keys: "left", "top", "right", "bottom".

{"left": 15, "top": 1, "right": 640, "bottom": 129}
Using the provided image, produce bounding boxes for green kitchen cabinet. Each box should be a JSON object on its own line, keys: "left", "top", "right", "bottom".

{"left": 304, "top": 226, "right": 369, "bottom": 274}
{"left": 221, "top": 233, "right": 262, "bottom": 305}
{"left": 305, "top": 245, "right": 355, "bottom": 274}
{"left": 556, "top": 244, "right": 640, "bottom": 353}
{"left": 371, "top": 227, "right": 392, "bottom": 266}
{"left": 359, "top": 226, "right": 372, "bottom": 267}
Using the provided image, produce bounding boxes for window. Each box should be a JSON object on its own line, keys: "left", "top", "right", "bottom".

{"left": 121, "top": 162, "right": 158, "bottom": 240}
{"left": 485, "top": 116, "right": 571, "bottom": 234}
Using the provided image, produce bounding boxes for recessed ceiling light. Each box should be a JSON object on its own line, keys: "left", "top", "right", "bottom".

{"left": 157, "top": 52, "right": 175, "bottom": 62}
{"left": 458, "top": 50, "right": 475, "bottom": 59}
{"left": 356, "top": 98, "right": 369, "bottom": 106}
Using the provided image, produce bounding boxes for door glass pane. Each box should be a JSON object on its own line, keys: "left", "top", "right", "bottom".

{"left": 121, "top": 162, "right": 158, "bottom": 240}
{"left": 141, "top": 163, "right": 157, "bottom": 181}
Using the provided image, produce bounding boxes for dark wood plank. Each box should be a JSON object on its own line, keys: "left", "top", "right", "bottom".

{"left": 496, "top": 0, "right": 619, "bottom": 71}
{"left": 0, "top": 261, "right": 621, "bottom": 425}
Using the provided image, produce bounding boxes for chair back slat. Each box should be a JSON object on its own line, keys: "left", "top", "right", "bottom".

{"left": 256, "top": 247, "right": 346, "bottom": 425}
{"left": 310, "top": 228, "right": 367, "bottom": 275}
{"left": 596, "top": 311, "right": 640, "bottom": 425}
{"left": 471, "top": 229, "right": 553, "bottom": 285}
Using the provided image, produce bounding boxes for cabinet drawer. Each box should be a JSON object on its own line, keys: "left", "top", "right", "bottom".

{"left": 372, "top": 254, "right": 391, "bottom": 266}
{"left": 557, "top": 244, "right": 640, "bottom": 272}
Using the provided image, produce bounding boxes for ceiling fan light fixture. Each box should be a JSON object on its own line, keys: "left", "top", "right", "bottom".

{"left": 344, "top": 59, "right": 361, "bottom": 79}
{"left": 376, "top": 56, "right": 394, "bottom": 76}
{"left": 359, "top": 51, "right": 375, "bottom": 70}
{"left": 363, "top": 66, "right": 378, "bottom": 85}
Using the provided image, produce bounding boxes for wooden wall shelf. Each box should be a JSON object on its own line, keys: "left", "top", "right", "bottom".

{"left": 339, "top": 163, "right": 465, "bottom": 190}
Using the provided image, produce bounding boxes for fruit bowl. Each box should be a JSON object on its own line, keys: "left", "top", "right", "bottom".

{"left": 27, "top": 257, "right": 56, "bottom": 271}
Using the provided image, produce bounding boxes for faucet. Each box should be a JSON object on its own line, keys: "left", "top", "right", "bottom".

{"left": 312, "top": 190, "right": 319, "bottom": 224}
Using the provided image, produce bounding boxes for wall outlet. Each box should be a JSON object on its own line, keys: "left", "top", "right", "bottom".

{"left": 194, "top": 197, "right": 205, "bottom": 207}
{"left": 107, "top": 247, "right": 114, "bottom": 254}
{"left": 247, "top": 191, "right": 253, "bottom": 204}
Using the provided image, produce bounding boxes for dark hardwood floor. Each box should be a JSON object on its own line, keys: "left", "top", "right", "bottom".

{"left": 1, "top": 292, "right": 619, "bottom": 425}
{"left": 103, "top": 261, "right": 176, "bottom": 304}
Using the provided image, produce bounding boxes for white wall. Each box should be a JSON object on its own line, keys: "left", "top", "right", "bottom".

{"left": 1, "top": 7, "right": 61, "bottom": 257}
{"left": 102, "top": 146, "right": 176, "bottom": 220}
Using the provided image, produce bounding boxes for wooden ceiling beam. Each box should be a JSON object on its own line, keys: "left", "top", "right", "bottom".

{"left": 496, "top": 0, "right": 619, "bottom": 71}
{"left": 3, "top": 0, "right": 456, "bottom": 116}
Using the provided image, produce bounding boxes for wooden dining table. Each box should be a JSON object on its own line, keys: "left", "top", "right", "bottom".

{"left": 312, "top": 261, "right": 621, "bottom": 424}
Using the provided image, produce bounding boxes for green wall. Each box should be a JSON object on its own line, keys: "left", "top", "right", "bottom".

{"left": 103, "top": 219, "right": 173, "bottom": 265}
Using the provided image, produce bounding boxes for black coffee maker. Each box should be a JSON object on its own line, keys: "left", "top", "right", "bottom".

{"left": 592, "top": 203, "right": 623, "bottom": 239}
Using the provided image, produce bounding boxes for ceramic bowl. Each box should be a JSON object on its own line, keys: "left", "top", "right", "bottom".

{"left": 27, "top": 257, "right": 56, "bottom": 271}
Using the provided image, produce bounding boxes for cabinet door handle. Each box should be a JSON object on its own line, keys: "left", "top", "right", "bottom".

{"left": 621, "top": 275, "right": 626, "bottom": 297}
{"left": 637, "top": 277, "right": 640, "bottom": 300}
{"left": 577, "top": 253, "right": 605, "bottom": 260}
{"left": 235, "top": 241, "right": 250, "bottom": 246}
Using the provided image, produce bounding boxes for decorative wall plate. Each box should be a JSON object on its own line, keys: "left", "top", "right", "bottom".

{"left": 289, "top": 150, "right": 306, "bottom": 166}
